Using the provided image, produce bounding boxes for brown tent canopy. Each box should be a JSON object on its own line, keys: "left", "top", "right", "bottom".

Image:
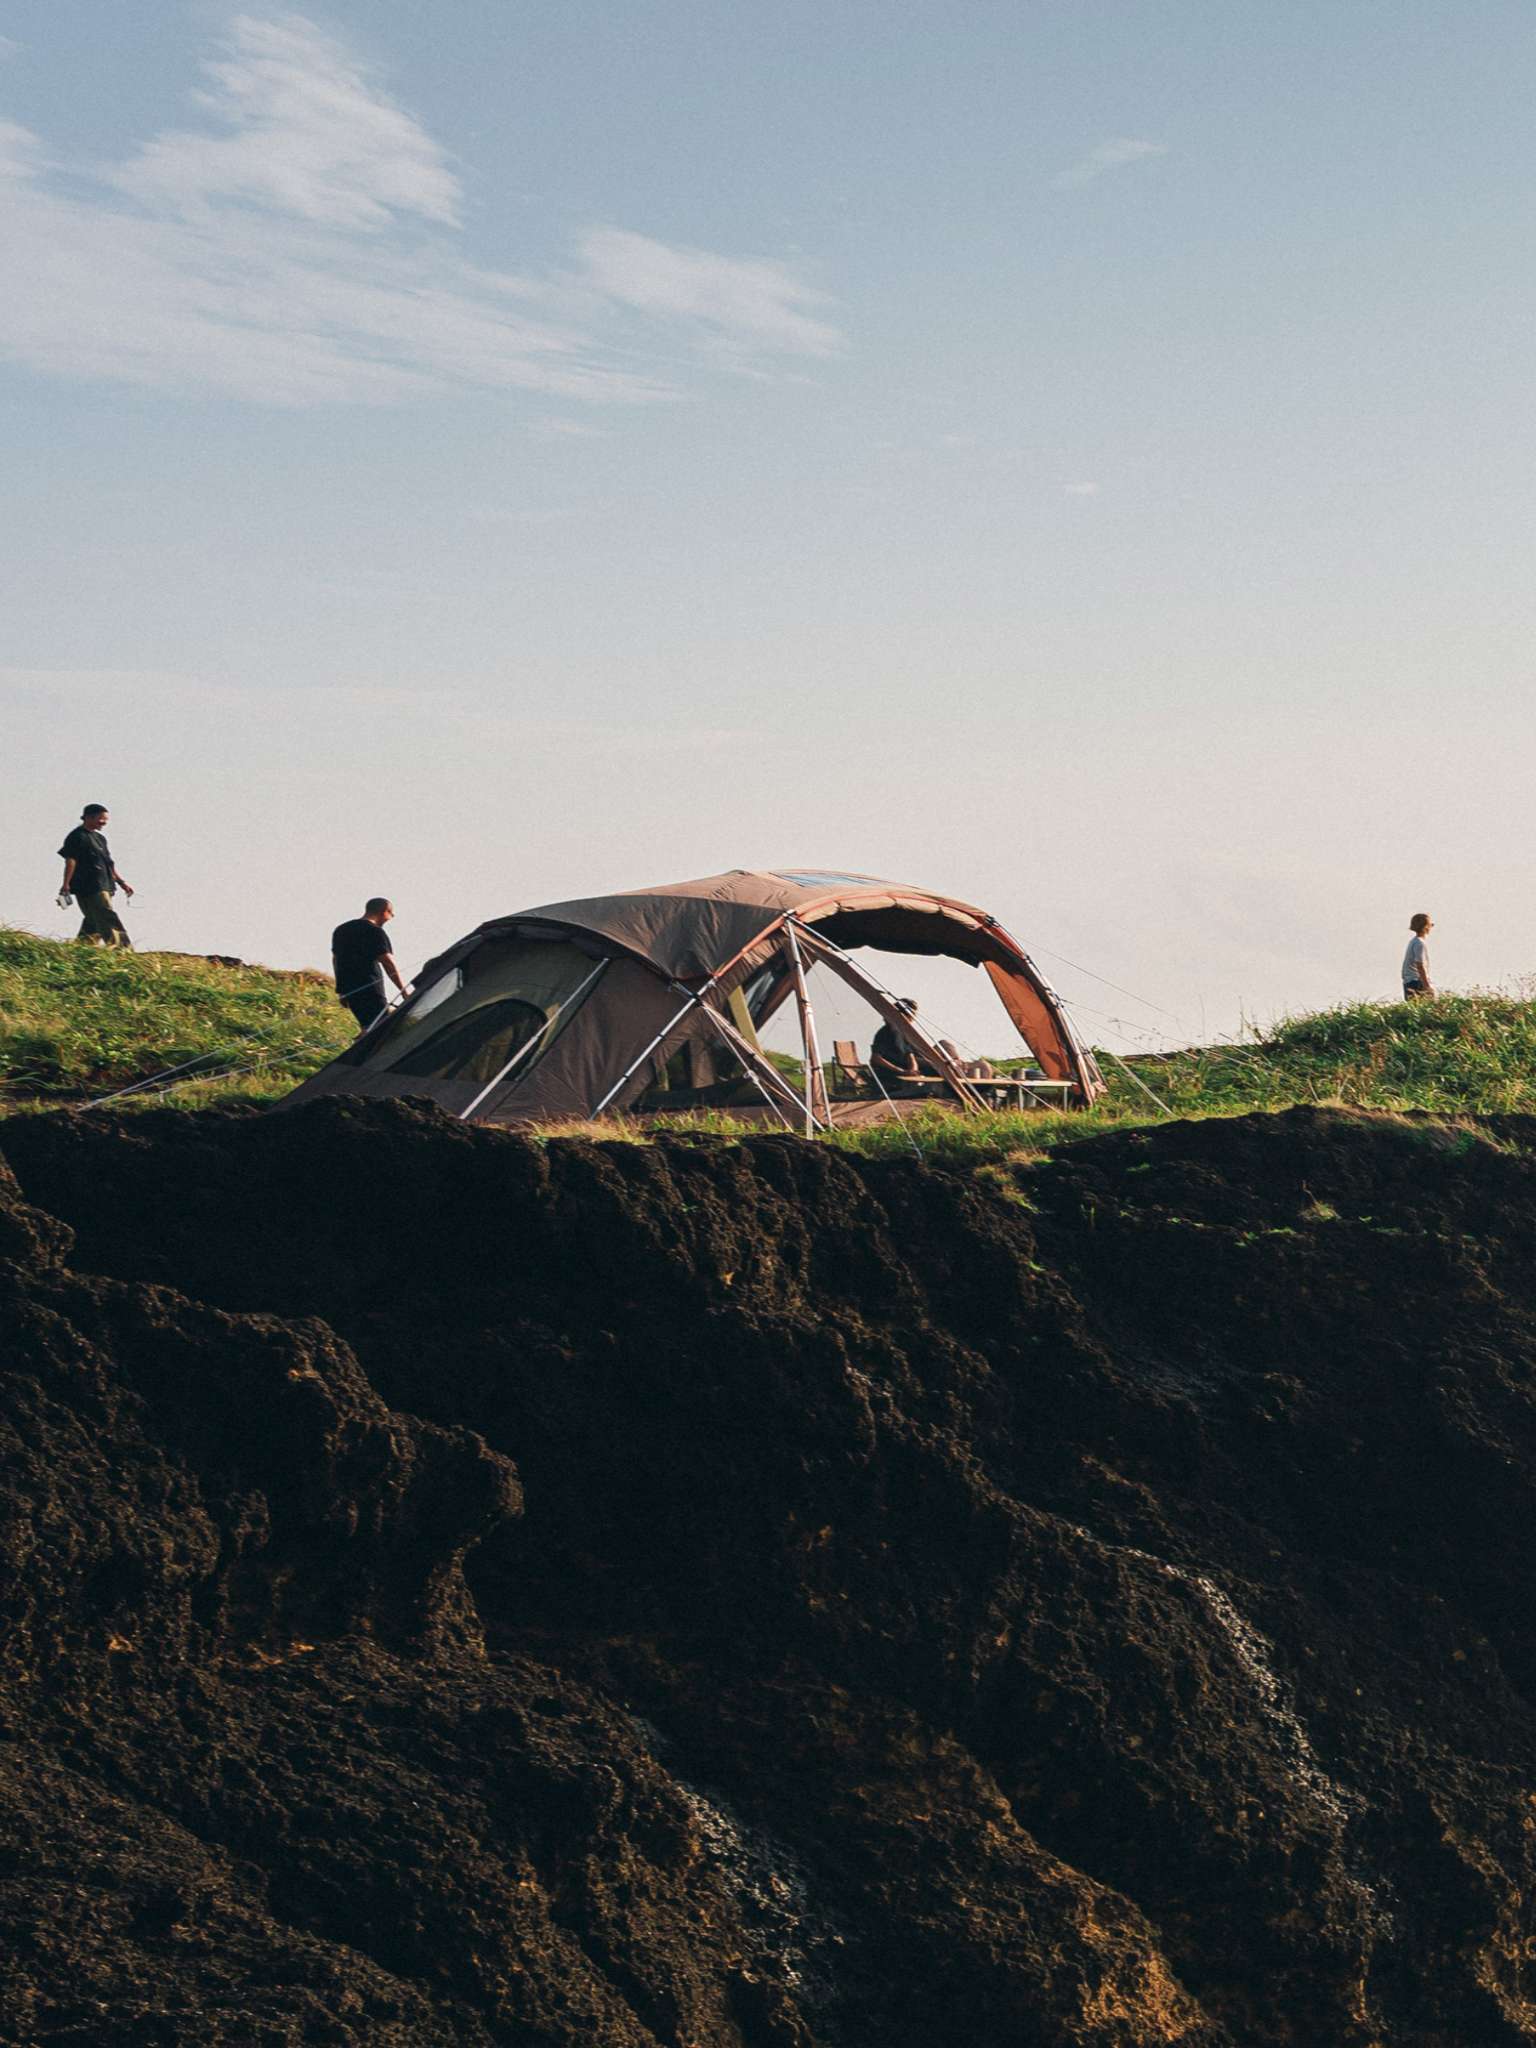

{"left": 283, "top": 867, "right": 1105, "bottom": 1128}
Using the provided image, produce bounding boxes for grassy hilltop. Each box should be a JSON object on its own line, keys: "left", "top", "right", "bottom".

{"left": 831, "top": 988, "right": 1536, "bottom": 1164}
{"left": 0, "top": 926, "right": 353, "bottom": 1109}
{"left": 5, "top": 924, "right": 1535, "bottom": 1153}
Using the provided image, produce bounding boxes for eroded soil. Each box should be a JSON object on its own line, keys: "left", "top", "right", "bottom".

{"left": 3, "top": 1099, "right": 1536, "bottom": 2044}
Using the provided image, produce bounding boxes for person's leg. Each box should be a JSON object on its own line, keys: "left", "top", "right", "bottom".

{"left": 75, "top": 892, "right": 113, "bottom": 943}
{"left": 103, "top": 899, "right": 131, "bottom": 948}
{"left": 343, "top": 987, "right": 386, "bottom": 1032}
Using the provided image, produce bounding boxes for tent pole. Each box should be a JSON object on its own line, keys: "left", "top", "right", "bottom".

{"left": 793, "top": 926, "right": 988, "bottom": 1113}
{"left": 783, "top": 920, "right": 827, "bottom": 1135}
{"left": 586, "top": 975, "right": 724, "bottom": 1117}
{"left": 589, "top": 978, "right": 720, "bottom": 1122}
{"left": 460, "top": 958, "right": 609, "bottom": 1120}
{"left": 697, "top": 1003, "right": 818, "bottom": 1131}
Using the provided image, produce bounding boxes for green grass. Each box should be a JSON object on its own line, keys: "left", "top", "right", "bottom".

{"left": 640, "top": 993, "right": 1536, "bottom": 1165}
{"left": 0, "top": 926, "right": 353, "bottom": 1109}
{"left": 6, "top": 925, "right": 1535, "bottom": 1152}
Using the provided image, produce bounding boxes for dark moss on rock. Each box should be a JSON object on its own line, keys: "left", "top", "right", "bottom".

{"left": 3, "top": 1100, "right": 1536, "bottom": 2041}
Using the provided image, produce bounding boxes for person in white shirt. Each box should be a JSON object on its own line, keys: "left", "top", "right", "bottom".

{"left": 1402, "top": 913, "right": 1434, "bottom": 999}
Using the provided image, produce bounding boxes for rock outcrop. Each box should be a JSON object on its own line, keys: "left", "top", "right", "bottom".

{"left": 3, "top": 1100, "right": 1536, "bottom": 2044}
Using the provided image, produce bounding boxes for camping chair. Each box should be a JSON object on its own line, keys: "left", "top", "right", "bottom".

{"left": 831, "top": 1040, "right": 866, "bottom": 1098}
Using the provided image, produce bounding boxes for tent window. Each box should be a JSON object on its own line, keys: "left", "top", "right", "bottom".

{"left": 355, "top": 938, "right": 605, "bottom": 1086}
{"left": 740, "top": 965, "right": 781, "bottom": 1024}
{"left": 408, "top": 967, "right": 462, "bottom": 1022}
{"left": 388, "top": 998, "right": 548, "bottom": 1084}
{"left": 771, "top": 869, "right": 877, "bottom": 888}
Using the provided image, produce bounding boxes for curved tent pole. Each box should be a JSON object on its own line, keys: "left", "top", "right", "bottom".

{"left": 976, "top": 933, "right": 1103, "bottom": 1100}
{"left": 790, "top": 922, "right": 988, "bottom": 1113}
{"left": 703, "top": 909, "right": 1101, "bottom": 1107}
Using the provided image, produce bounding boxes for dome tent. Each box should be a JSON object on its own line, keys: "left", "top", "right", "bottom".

{"left": 283, "top": 868, "right": 1105, "bottom": 1128}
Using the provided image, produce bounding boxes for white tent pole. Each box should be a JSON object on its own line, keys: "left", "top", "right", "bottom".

{"left": 794, "top": 926, "right": 988, "bottom": 1113}
{"left": 587, "top": 973, "right": 724, "bottom": 1117}
{"left": 783, "top": 920, "right": 827, "bottom": 1135}
{"left": 460, "top": 958, "right": 608, "bottom": 1121}
{"left": 697, "top": 1002, "right": 816, "bottom": 1131}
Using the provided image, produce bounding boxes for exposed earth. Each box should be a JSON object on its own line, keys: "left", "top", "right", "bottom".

{"left": 3, "top": 1098, "right": 1536, "bottom": 2044}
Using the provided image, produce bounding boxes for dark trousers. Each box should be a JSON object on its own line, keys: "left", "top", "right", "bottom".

{"left": 76, "top": 891, "right": 131, "bottom": 948}
{"left": 342, "top": 985, "right": 387, "bottom": 1032}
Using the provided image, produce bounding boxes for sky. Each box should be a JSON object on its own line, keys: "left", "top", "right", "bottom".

{"left": 5, "top": 1, "right": 1536, "bottom": 1059}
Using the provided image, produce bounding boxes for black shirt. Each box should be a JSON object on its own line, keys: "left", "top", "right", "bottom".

{"left": 332, "top": 918, "right": 393, "bottom": 994}
{"left": 59, "top": 826, "right": 115, "bottom": 896}
{"left": 871, "top": 1021, "right": 938, "bottom": 1078}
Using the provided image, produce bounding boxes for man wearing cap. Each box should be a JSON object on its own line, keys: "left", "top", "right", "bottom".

{"left": 57, "top": 803, "right": 134, "bottom": 947}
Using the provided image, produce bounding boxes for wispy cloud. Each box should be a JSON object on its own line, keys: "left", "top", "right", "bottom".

{"left": 110, "top": 14, "right": 461, "bottom": 229}
{"left": 1051, "top": 137, "right": 1167, "bottom": 191}
{"left": 0, "top": 13, "right": 844, "bottom": 407}
{"left": 576, "top": 227, "right": 843, "bottom": 361}
{"left": 528, "top": 417, "right": 610, "bottom": 440}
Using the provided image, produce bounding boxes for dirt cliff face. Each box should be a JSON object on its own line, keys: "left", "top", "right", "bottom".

{"left": 3, "top": 1100, "right": 1536, "bottom": 2045}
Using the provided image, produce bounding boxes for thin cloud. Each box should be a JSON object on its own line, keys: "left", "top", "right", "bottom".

{"left": 528, "top": 418, "right": 610, "bottom": 440}
{"left": 576, "top": 227, "right": 844, "bottom": 360}
{"left": 0, "top": 13, "right": 845, "bottom": 407}
{"left": 1051, "top": 138, "right": 1167, "bottom": 191}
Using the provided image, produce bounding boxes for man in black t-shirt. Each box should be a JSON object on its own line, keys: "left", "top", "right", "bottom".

{"left": 57, "top": 803, "right": 133, "bottom": 947}
{"left": 869, "top": 997, "right": 940, "bottom": 1097}
{"left": 332, "top": 898, "right": 406, "bottom": 1031}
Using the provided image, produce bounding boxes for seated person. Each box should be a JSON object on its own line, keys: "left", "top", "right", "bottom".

{"left": 870, "top": 998, "right": 942, "bottom": 1096}
{"left": 938, "top": 1038, "right": 994, "bottom": 1080}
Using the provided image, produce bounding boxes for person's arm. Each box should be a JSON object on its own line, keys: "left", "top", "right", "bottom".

{"left": 872, "top": 1035, "right": 917, "bottom": 1077}
{"left": 61, "top": 857, "right": 76, "bottom": 895}
{"left": 380, "top": 949, "right": 406, "bottom": 995}
{"left": 111, "top": 862, "right": 134, "bottom": 898}
{"left": 1419, "top": 950, "right": 1433, "bottom": 994}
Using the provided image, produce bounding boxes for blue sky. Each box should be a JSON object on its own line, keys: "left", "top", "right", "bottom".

{"left": 5, "top": 3, "right": 1535, "bottom": 1054}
